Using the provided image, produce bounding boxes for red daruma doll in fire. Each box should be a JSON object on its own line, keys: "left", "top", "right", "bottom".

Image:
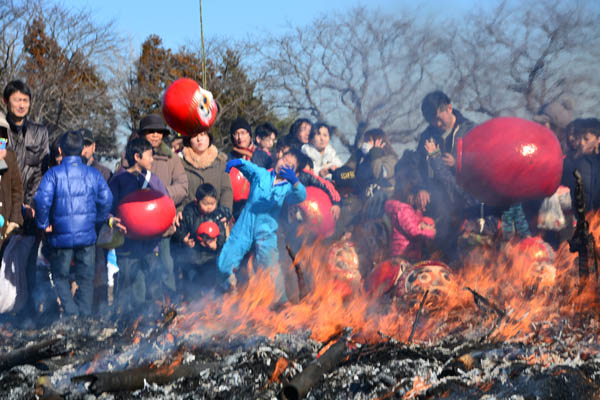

{"left": 108, "top": 138, "right": 177, "bottom": 317}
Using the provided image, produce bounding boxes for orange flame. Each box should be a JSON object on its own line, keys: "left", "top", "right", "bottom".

{"left": 168, "top": 211, "right": 600, "bottom": 346}
{"left": 267, "top": 357, "right": 289, "bottom": 384}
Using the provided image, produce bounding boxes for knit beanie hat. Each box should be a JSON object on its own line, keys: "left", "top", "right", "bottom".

{"left": 229, "top": 117, "right": 252, "bottom": 139}
{"left": 533, "top": 97, "right": 575, "bottom": 130}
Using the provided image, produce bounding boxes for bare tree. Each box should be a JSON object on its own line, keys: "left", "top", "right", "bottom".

{"left": 255, "top": 7, "right": 442, "bottom": 150}
{"left": 0, "top": 0, "right": 30, "bottom": 82}
{"left": 0, "top": 0, "right": 122, "bottom": 157}
{"left": 442, "top": 0, "right": 600, "bottom": 118}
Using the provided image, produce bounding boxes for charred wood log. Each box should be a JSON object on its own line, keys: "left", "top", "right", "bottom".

{"left": 0, "top": 337, "right": 65, "bottom": 372}
{"left": 464, "top": 287, "right": 506, "bottom": 340}
{"left": 281, "top": 335, "right": 351, "bottom": 400}
{"left": 72, "top": 360, "right": 218, "bottom": 395}
{"left": 568, "top": 169, "right": 599, "bottom": 283}
{"left": 408, "top": 290, "right": 429, "bottom": 343}
{"left": 286, "top": 244, "right": 308, "bottom": 300}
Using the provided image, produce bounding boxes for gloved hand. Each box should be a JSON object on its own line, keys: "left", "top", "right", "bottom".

{"left": 225, "top": 159, "right": 243, "bottom": 173}
{"left": 279, "top": 165, "right": 299, "bottom": 185}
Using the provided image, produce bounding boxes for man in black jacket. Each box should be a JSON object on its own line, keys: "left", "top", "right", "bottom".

{"left": 3, "top": 80, "right": 49, "bottom": 207}
{"left": 3, "top": 80, "right": 48, "bottom": 324}
{"left": 413, "top": 91, "right": 476, "bottom": 263}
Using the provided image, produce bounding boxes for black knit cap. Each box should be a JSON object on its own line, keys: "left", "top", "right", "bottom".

{"left": 229, "top": 117, "right": 252, "bottom": 138}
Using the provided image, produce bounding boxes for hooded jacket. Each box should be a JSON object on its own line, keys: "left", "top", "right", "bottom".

{"left": 385, "top": 199, "right": 435, "bottom": 260}
{"left": 34, "top": 155, "right": 113, "bottom": 248}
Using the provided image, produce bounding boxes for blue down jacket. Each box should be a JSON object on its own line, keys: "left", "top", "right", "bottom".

{"left": 34, "top": 155, "right": 113, "bottom": 248}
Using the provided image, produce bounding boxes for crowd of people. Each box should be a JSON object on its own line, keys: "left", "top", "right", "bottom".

{"left": 0, "top": 78, "right": 598, "bottom": 326}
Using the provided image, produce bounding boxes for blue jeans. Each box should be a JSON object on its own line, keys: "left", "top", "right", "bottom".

{"left": 49, "top": 245, "right": 95, "bottom": 316}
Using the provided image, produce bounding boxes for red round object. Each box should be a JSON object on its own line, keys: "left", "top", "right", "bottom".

{"left": 298, "top": 186, "right": 335, "bottom": 237}
{"left": 456, "top": 117, "right": 563, "bottom": 206}
{"left": 229, "top": 167, "right": 250, "bottom": 202}
{"left": 117, "top": 189, "right": 176, "bottom": 239}
{"left": 162, "top": 78, "right": 218, "bottom": 136}
{"left": 366, "top": 258, "right": 412, "bottom": 296}
{"left": 515, "top": 236, "right": 555, "bottom": 263}
{"left": 196, "top": 221, "right": 220, "bottom": 241}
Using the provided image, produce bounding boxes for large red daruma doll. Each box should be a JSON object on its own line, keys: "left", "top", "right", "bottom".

{"left": 162, "top": 78, "right": 218, "bottom": 136}
{"left": 229, "top": 167, "right": 251, "bottom": 202}
{"left": 117, "top": 190, "right": 176, "bottom": 239}
{"left": 297, "top": 186, "right": 335, "bottom": 237}
{"left": 456, "top": 117, "right": 563, "bottom": 206}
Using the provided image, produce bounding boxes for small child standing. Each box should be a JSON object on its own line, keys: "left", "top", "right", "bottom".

{"left": 251, "top": 123, "right": 278, "bottom": 169}
{"left": 34, "top": 130, "right": 113, "bottom": 317}
{"left": 173, "top": 183, "right": 229, "bottom": 299}
{"left": 108, "top": 138, "right": 169, "bottom": 317}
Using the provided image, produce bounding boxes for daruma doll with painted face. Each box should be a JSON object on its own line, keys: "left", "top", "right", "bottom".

{"left": 162, "top": 78, "right": 218, "bottom": 136}
{"left": 456, "top": 117, "right": 563, "bottom": 206}
{"left": 117, "top": 189, "right": 176, "bottom": 239}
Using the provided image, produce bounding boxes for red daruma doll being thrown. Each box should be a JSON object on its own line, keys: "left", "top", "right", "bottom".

{"left": 162, "top": 78, "right": 218, "bottom": 136}
{"left": 456, "top": 117, "right": 563, "bottom": 206}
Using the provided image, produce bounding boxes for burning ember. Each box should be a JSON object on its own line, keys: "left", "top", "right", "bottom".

{"left": 2, "top": 213, "right": 600, "bottom": 398}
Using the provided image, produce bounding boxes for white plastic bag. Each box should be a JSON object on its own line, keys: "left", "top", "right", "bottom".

{"left": 0, "top": 235, "right": 36, "bottom": 313}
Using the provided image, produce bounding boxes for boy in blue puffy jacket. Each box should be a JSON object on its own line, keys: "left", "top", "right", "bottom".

{"left": 219, "top": 149, "right": 306, "bottom": 300}
{"left": 34, "top": 130, "right": 113, "bottom": 317}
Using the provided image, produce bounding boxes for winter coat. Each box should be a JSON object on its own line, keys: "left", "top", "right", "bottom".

{"left": 5, "top": 117, "right": 49, "bottom": 205}
{"left": 385, "top": 200, "right": 435, "bottom": 260}
{"left": 218, "top": 160, "right": 306, "bottom": 275}
{"left": 181, "top": 145, "right": 233, "bottom": 211}
{"left": 0, "top": 150, "right": 24, "bottom": 242}
{"left": 415, "top": 110, "right": 474, "bottom": 191}
{"left": 356, "top": 147, "right": 396, "bottom": 191}
{"left": 428, "top": 153, "right": 501, "bottom": 235}
{"left": 34, "top": 156, "right": 113, "bottom": 249}
{"left": 173, "top": 201, "right": 228, "bottom": 251}
{"left": 301, "top": 143, "right": 343, "bottom": 179}
{"left": 120, "top": 141, "right": 188, "bottom": 207}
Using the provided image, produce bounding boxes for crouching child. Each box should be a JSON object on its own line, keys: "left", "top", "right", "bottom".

{"left": 34, "top": 130, "right": 113, "bottom": 318}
